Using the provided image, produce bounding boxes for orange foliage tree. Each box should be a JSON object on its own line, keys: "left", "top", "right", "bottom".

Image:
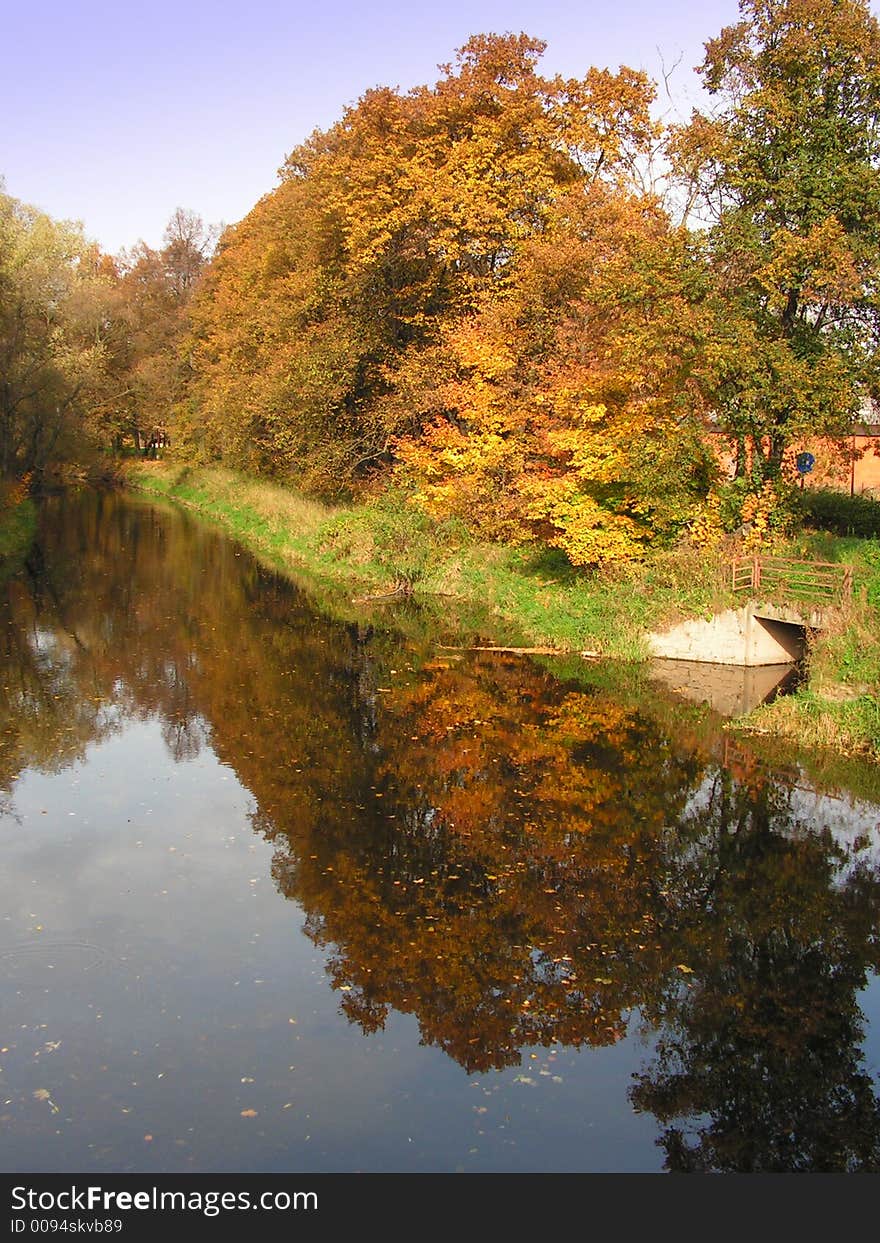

{"left": 181, "top": 32, "right": 720, "bottom": 556}
{"left": 393, "top": 184, "right": 719, "bottom": 562}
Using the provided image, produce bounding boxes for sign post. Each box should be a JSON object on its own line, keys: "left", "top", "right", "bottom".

{"left": 795, "top": 451, "right": 815, "bottom": 490}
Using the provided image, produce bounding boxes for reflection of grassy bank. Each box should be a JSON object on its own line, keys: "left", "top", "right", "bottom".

{"left": 0, "top": 498, "right": 36, "bottom": 583}
{"left": 123, "top": 461, "right": 880, "bottom": 761}
{"left": 540, "top": 653, "right": 880, "bottom": 801}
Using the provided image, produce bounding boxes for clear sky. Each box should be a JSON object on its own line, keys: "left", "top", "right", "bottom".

{"left": 4, "top": 0, "right": 751, "bottom": 254}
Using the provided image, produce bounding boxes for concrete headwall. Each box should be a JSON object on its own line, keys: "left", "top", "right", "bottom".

{"left": 646, "top": 604, "right": 808, "bottom": 666}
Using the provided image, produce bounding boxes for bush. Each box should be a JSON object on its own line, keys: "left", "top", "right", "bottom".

{"left": 316, "top": 497, "right": 439, "bottom": 588}
{"left": 800, "top": 488, "right": 880, "bottom": 538}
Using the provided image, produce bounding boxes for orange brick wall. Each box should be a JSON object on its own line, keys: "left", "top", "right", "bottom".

{"left": 801, "top": 434, "right": 880, "bottom": 494}
{"left": 710, "top": 433, "right": 880, "bottom": 496}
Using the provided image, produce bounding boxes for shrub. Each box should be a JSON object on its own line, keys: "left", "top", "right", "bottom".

{"left": 800, "top": 488, "right": 880, "bottom": 537}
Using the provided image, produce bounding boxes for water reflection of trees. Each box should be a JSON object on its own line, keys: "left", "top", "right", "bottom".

{"left": 2, "top": 489, "right": 879, "bottom": 1169}
{"left": 630, "top": 771, "right": 880, "bottom": 1171}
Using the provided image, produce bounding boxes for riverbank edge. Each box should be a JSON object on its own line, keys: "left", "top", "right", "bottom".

{"left": 0, "top": 497, "right": 36, "bottom": 584}
{"left": 121, "top": 460, "right": 880, "bottom": 761}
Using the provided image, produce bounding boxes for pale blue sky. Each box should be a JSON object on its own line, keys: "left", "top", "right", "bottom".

{"left": 3, "top": 1, "right": 754, "bottom": 253}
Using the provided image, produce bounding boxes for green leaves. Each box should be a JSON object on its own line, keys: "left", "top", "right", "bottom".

{"left": 674, "top": 1, "right": 880, "bottom": 512}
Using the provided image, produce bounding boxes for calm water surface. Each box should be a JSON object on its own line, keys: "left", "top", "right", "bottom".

{"left": 1, "top": 490, "right": 879, "bottom": 1173}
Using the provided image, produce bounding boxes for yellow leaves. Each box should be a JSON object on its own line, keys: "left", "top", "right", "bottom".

{"left": 521, "top": 469, "right": 650, "bottom": 567}
{"left": 741, "top": 481, "right": 780, "bottom": 551}
{"left": 544, "top": 394, "right": 608, "bottom": 429}
{"left": 689, "top": 491, "right": 725, "bottom": 549}
{"left": 756, "top": 219, "right": 862, "bottom": 311}
{"left": 553, "top": 64, "right": 658, "bottom": 183}
{"left": 33, "top": 1088, "right": 60, "bottom": 1114}
{"left": 448, "top": 316, "right": 516, "bottom": 383}
{"left": 550, "top": 516, "right": 646, "bottom": 569}
{"left": 181, "top": 30, "right": 685, "bottom": 501}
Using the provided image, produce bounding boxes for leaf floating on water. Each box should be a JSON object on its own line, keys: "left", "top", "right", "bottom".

{"left": 33, "top": 1088, "right": 60, "bottom": 1113}
{"left": 240, "top": 1109, "right": 258, "bottom": 1118}
{"left": 676, "top": 964, "right": 694, "bottom": 974}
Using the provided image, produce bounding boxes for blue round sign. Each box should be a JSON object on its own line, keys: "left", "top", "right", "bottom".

{"left": 796, "top": 451, "right": 815, "bottom": 475}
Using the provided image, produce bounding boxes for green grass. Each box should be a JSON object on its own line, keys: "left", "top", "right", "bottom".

{"left": 775, "top": 529, "right": 880, "bottom": 687}
{"left": 745, "top": 688, "right": 880, "bottom": 760}
{"left": 729, "top": 528, "right": 880, "bottom": 757}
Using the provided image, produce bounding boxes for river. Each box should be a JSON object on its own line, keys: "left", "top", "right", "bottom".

{"left": 1, "top": 489, "right": 879, "bottom": 1173}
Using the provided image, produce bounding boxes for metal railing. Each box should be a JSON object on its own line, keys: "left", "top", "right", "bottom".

{"left": 730, "top": 554, "right": 853, "bottom": 604}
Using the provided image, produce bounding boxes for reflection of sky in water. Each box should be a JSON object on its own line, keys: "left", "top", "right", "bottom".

{"left": 0, "top": 717, "right": 661, "bottom": 1173}
{"left": 681, "top": 770, "right": 880, "bottom": 875}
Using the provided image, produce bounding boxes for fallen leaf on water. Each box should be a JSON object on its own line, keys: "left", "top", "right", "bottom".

{"left": 240, "top": 1109, "right": 258, "bottom": 1118}
{"left": 676, "top": 964, "right": 694, "bottom": 974}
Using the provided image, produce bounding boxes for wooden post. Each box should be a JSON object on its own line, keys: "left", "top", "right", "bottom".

{"left": 752, "top": 553, "right": 761, "bottom": 594}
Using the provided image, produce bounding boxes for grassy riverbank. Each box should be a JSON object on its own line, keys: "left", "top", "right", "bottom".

{"left": 123, "top": 461, "right": 734, "bottom": 656}
{"left": 123, "top": 460, "right": 880, "bottom": 758}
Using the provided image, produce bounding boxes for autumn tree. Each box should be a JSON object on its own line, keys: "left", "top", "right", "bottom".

{"left": 104, "top": 209, "right": 215, "bottom": 452}
{"left": 672, "top": 0, "right": 880, "bottom": 506}
{"left": 393, "top": 184, "right": 718, "bottom": 563}
{"left": 0, "top": 187, "right": 115, "bottom": 480}
{"left": 182, "top": 33, "right": 671, "bottom": 512}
